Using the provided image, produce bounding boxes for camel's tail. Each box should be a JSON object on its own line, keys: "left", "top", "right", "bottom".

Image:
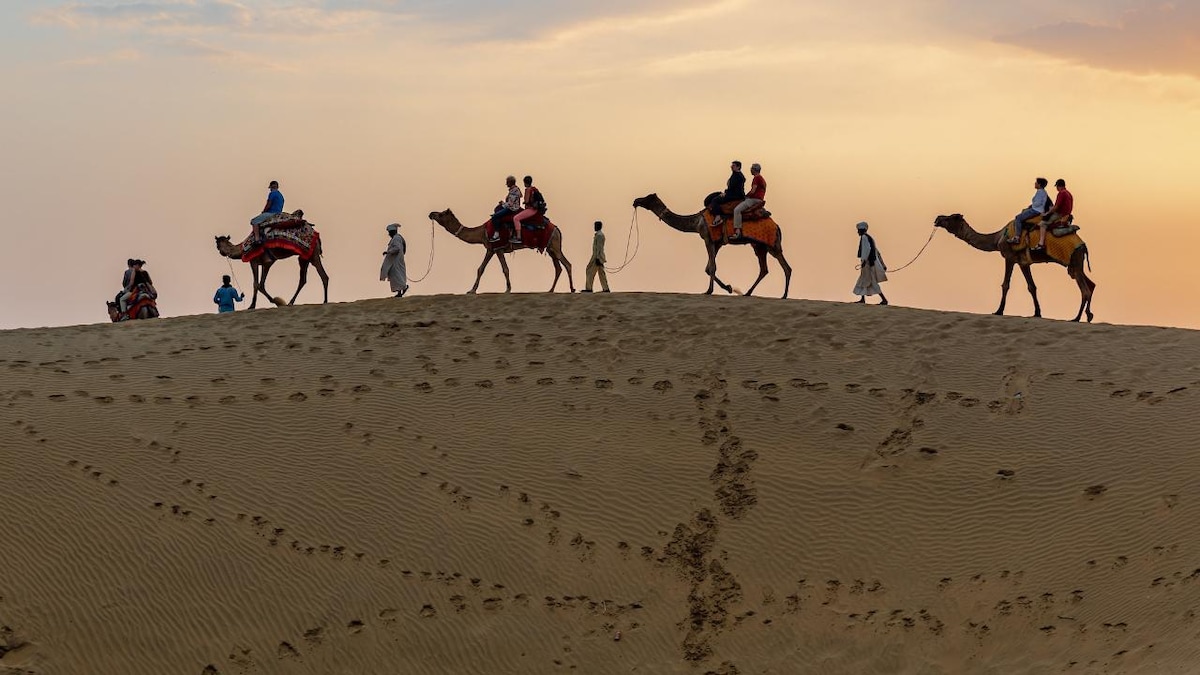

{"left": 1084, "top": 245, "right": 1092, "bottom": 272}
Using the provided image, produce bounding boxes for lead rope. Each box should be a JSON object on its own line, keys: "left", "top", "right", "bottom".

{"left": 604, "top": 208, "right": 642, "bottom": 274}
{"left": 880, "top": 227, "right": 938, "bottom": 273}
{"left": 225, "top": 256, "right": 245, "bottom": 294}
{"left": 407, "top": 220, "right": 437, "bottom": 284}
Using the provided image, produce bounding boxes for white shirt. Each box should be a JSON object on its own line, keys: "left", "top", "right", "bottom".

{"left": 1031, "top": 188, "right": 1051, "bottom": 213}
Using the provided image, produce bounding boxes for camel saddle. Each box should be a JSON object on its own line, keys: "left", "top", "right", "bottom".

{"left": 483, "top": 214, "right": 556, "bottom": 254}
{"left": 1005, "top": 216, "right": 1085, "bottom": 266}
{"left": 1014, "top": 214, "right": 1078, "bottom": 238}
{"left": 257, "top": 211, "right": 307, "bottom": 231}
{"left": 703, "top": 191, "right": 771, "bottom": 222}
{"left": 241, "top": 223, "right": 321, "bottom": 263}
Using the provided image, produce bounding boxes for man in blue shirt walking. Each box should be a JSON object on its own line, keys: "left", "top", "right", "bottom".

{"left": 213, "top": 275, "right": 245, "bottom": 313}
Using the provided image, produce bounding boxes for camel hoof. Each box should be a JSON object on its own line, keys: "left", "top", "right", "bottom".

{"left": 1087, "top": 313, "right": 1094, "bottom": 323}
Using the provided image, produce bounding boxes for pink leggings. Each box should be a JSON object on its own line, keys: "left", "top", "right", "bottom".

{"left": 512, "top": 208, "right": 539, "bottom": 235}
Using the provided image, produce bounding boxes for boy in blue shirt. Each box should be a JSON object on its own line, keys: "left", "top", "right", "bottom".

{"left": 213, "top": 275, "right": 245, "bottom": 313}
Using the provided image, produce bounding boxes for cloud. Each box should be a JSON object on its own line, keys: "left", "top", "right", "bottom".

{"left": 996, "top": 3, "right": 1200, "bottom": 78}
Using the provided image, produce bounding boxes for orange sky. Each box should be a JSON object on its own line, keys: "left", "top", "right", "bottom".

{"left": 2, "top": 0, "right": 1198, "bottom": 329}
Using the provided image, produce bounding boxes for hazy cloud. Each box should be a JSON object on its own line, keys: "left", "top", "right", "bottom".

{"left": 996, "top": 3, "right": 1200, "bottom": 78}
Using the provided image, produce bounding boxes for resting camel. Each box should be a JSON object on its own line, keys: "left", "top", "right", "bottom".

{"left": 214, "top": 234, "right": 329, "bottom": 309}
{"left": 428, "top": 209, "right": 575, "bottom": 294}
{"left": 632, "top": 193, "right": 792, "bottom": 298}
{"left": 933, "top": 214, "right": 1095, "bottom": 322}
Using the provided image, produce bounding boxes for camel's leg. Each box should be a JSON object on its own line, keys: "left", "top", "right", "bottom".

{"left": 771, "top": 245, "right": 793, "bottom": 299}
{"left": 258, "top": 259, "right": 276, "bottom": 304}
{"left": 1070, "top": 256, "right": 1096, "bottom": 323}
{"left": 1019, "top": 264, "right": 1042, "bottom": 318}
{"left": 548, "top": 240, "right": 563, "bottom": 292}
{"left": 744, "top": 244, "right": 770, "bottom": 297}
{"left": 704, "top": 243, "right": 720, "bottom": 295}
{"left": 469, "top": 250, "right": 494, "bottom": 294}
{"left": 310, "top": 253, "right": 331, "bottom": 304}
{"left": 248, "top": 261, "right": 261, "bottom": 309}
{"left": 995, "top": 259, "right": 1015, "bottom": 315}
{"left": 497, "top": 252, "right": 513, "bottom": 293}
{"left": 551, "top": 234, "right": 575, "bottom": 292}
{"left": 289, "top": 260, "right": 309, "bottom": 306}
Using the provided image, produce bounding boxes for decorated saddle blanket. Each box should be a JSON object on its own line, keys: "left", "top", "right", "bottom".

{"left": 702, "top": 211, "right": 779, "bottom": 249}
{"left": 1004, "top": 218, "right": 1084, "bottom": 267}
{"left": 257, "top": 212, "right": 307, "bottom": 230}
{"left": 483, "top": 216, "right": 557, "bottom": 253}
{"left": 241, "top": 224, "right": 321, "bottom": 263}
{"left": 109, "top": 287, "right": 158, "bottom": 322}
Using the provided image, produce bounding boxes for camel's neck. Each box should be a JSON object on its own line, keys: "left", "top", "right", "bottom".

{"left": 948, "top": 221, "right": 1003, "bottom": 253}
{"left": 439, "top": 219, "right": 488, "bottom": 245}
{"left": 645, "top": 201, "right": 703, "bottom": 234}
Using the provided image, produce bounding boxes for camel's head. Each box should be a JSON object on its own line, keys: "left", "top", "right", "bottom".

{"left": 933, "top": 214, "right": 964, "bottom": 231}
{"left": 106, "top": 301, "right": 120, "bottom": 323}
{"left": 428, "top": 209, "right": 452, "bottom": 223}
{"left": 632, "top": 193, "right": 660, "bottom": 210}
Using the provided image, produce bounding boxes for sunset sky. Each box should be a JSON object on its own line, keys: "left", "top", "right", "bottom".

{"left": 2, "top": 0, "right": 1198, "bottom": 329}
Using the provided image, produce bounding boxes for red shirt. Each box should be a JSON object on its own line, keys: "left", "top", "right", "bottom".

{"left": 1052, "top": 189, "right": 1073, "bottom": 217}
{"left": 747, "top": 174, "right": 766, "bottom": 201}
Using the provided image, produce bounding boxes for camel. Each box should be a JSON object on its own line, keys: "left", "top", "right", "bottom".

{"left": 106, "top": 301, "right": 158, "bottom": 322}
{"left": 428, "top": 209, "right": 575, "bottom": 294}
{"left": 933, "top": 214, "right": 1095, "bottom": 322}
{"left": 632, "top": 193, "right": 792, "bottom": 298}
{"left": 214, "top": 234, "right": 329, "bottom": 309}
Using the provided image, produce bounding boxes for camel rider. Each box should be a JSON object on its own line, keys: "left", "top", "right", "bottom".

{"left": 512, "top": 175, "right": 548, "bottom": 245}
{"left": 251, "top": 180, "right": 285, "bottom": 243}
{"left": 732, "top": 163, "right": 766, "bottom": 239}
{"left": 1009, "top": 177, "right": 1050, "bottom": 244}
{"left": 1033, "top": 179, "right": 1074, "bottom": 252}
{"left": 489, "top": 176, "right": 523, "bottom": 243}
{"left": 117, "top": 258, "right": 137, "bottom": 312}
{"left": 120, "top": 260, "right": 156, "bottom": 313}
{"left": 121, "top": 258, "right": 135, "bottom": 289}
{"left": 711, "top": 160, "right": 746, "bottom": 226}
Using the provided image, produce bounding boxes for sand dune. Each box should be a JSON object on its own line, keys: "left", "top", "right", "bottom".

{"left": 1, "top": 293, "right": 1198, "bottom": 674}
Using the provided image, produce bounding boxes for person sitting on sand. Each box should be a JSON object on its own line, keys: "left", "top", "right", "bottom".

{"left": 489, "top": 176, "right": 523, "bottom": 243}
{"left": 213, "top": 275, "right": 244, "bottom": 313}
{"left": 1009, "top": 177, "right": 1051, "bottom": 244}
{"left": 853, "top": 222, "right": 888, "bottom": 305}
{"left": 251, "top": 180, "right": 285, "bottom": 244}
{"left": 1032, "top": 179, "right": 1074, "bottom": 252}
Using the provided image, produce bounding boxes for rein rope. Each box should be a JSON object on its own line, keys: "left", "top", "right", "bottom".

{"left": 408, "top": 219, "right": 437, "bottom": 284}
{"left": 225, "top": 255, "right": 245, "bottom": 294}
{"left": 604, "top": 208, "right": 642, "bottom": 274}
{"left": 882, "top": 226, "right": 938, "bottom": 273}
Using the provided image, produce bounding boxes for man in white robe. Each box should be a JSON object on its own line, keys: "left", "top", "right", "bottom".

{"left": 853, "top": 221, "right": 888, "bottom": 305}
{"left": 380, "top": 223, "right": 408, "bottom": 297}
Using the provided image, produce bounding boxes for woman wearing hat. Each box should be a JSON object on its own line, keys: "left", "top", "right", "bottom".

{"left": 381, "top": 223, "right": 408, "bottom": 298}
{"left": 853, "top": 222, "right": 888, "bottom": 305}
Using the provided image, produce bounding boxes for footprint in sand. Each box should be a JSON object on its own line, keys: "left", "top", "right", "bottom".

{"left": 277, "top": 642, "right": 300, "bottom": 658}
{"left": 288, "top": 392, "right": 308, "bottom": 402}
{"left": 419, "top": 604, "right": 437, "bottom": 618}
{"left": 653, "top": 380, "right": 673, "bottom": 392}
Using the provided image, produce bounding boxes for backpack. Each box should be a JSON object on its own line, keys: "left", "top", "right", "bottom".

{"left": 531, "top": 188, "right": 548, "bottom": 214}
